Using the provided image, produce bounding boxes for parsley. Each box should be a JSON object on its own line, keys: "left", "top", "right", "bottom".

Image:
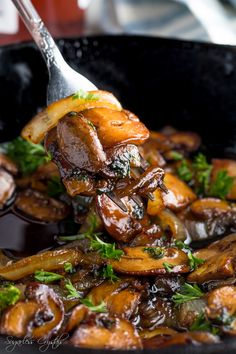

{"left": 172, "top": 283, "right": 204, "bottom": 305}
{"left": 64, "top": 262, "right": 74, "bottom": 274}
{"left": 101, "top": 264, "right": 119, "bottom": 283}
{"left": 0, "top": 284, "right": 20, "bottom": 311}
{"left": 174, "top": 240, "right": 191, "bottom": 251}
{"left": 163, "top": 262, "right": 174, "bottom": 273}
{"left": 90, "top": 235, "right": 124, "bottom": 260}
{"left": 143, "top": 247, "right": 165, "bottom": 259}
{"left": 208, "top": 170, "right": 234, "bottom": 199}
{"left": 193, "top": 153, "right": 212, "bottom": 195}
{"left": 34, "top": 270, "right": 64, "bottom": 283}
{"left": 80, "top": 297, "right": 107, "bottom": 313}
{"left": 190, "top": 313, "right": 220, "bottom": 335}
{"left": 72, "top": 89, "right": 98, "bottom": 101}
{"left": 177, "top": 160, "right": 193, "bottom": 182}
{"left": 65, "top": 279, "right": 81, "bottom": 299}
{"left": 188, "top": 252, "right": 205, "bottom": 271}
{"left": 47, "top": 176, "right": 65, "bottom": 197}
{"left": 4, "top": 137, "right": 51, "bottom": 175}
{"left": 169, "top": 151, "right": 183, "bottom": 161}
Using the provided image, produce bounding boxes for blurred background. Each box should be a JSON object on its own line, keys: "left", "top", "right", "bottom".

{"left": 1, "top": 0, "right": 236, "bottom": 46}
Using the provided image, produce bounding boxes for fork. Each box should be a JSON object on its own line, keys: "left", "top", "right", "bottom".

{"left": 11, "top": 0, "right": 97, "bottom": 105}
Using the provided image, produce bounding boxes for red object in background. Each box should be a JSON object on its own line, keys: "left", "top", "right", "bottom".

{"left": 0, "top": 0, "right": 84, "bottom": 46}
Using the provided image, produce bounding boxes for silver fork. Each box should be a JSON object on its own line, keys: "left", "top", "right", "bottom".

{"left": 11, "top": 0, "right": 97, "bottom": 105}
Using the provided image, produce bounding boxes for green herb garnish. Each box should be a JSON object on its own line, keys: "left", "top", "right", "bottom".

{"left": 143, "top": 247, "right": 165, "bottom": 259}
{"left": 169, "top": 151, "right": 183, "bottom": 161}
{"left": 64, "top": 262, "right": 74, "bottom": 274}
{"left": 72, "top": 89, "right": 98, "bottom": 101}
{"left": 34, "top": 270, "right": 64, "bottom": 283}
{"left": 90, "top": 235, "right": 124, "bottom": 260}
{"left": 208, "top": 170, "right": 234, "bottom": 199}
{"left": 174, "top": 240, "right": 191, "bottom": 251}
{"left": 177, "top": 160, "right": 193, "bottom": 182}
{"left": 172, "top": 283, "right": 204, "bottom": 305}
{"left": 100, "top": 264, "right": 120, "bottom": 283}
{"left": 193, "top": 153, "right": 212, "bottom": 194}
{"left": 0, "top": 284, "right": 20, "bottom": 311}
{"left": 80, "top": 297, "right": 107, "bottom": 313}
{"left": 4, "top": 137, "right": 51, "bottom": 175}
{"left": 163, "top": 262, "right": 174, "bottom": 273}
{"left": 190, "top": 313, "right": 220, "bottom": 335}
{"left": 188, "top": 252, "right": 205, "bottom": 271}
{"left": 65, "top": 279, "right": 81, "bottom": 299}
{"left": 47, "top": 176, "right": 65, "bottom": 197}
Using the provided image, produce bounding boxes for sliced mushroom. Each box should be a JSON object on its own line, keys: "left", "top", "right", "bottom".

{"left": 0, "top": 248, "right": 82, "bottom": 280}
{"left": 206, "top": 286, "right": 236, "bottom": 322}
{"left": 0, "top": 283, "right": 64, "bottom": 339}
{"left": 82, "top": 107, "right": 149, "bottom": 147}
{"left": 157, "top": 209, "right": 188, "bottom": 241}
{"left": 96, "top": 194, "right": 143, "bottom": 242}
{"left": 212, "top": 159, "right": 236, "bottom": 199}
{"left": 0, "top": 153, "right": 18, "bottom": 174}
{"left": 110, "top": 247, "right": 190, "bottom": 275}
{"left": 14, "top": 189, "right": 69, "bottom": 222}
{"left": 169, "top": 132, "right": 201, "bottom": 152}
{"left": 69, "top": 310, "right": 142, "bottom": 349}
{"left": 88, "top": 278, "right": 141, "bottom": 319}
{"left": 57, "top": 114, "right": 107, "bottom": 173}
{"left": 0, "top": 169, "right": 15, "bottom": 208}
{"left": 190, "top": 198, "right": 231, "bottom": 219}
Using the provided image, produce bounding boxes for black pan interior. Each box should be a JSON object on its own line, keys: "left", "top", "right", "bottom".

{"left": 1, "top": 35, "right": 236, "bottom": 353}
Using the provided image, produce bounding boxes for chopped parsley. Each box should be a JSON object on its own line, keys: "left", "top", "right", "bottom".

{"left": 163, "top": 262, "right": 174, "bottom": 273}
{"left": 169, "top": 151, "right": 184, "bottom": 161}
{"left": 64, "top": 262, "right": 75, "bottom": 274}
{"left": 80, "top": 297, "right": 107, "bottom": 313}
{"left": 174, "top": 240, "right": 191, "bottom": 251}
{"left": 90, "top": 235, "right": 124, "bottom": 260}
{"left": 172, "top": 283, "right": 204, "bottom": 305}
{"left": 34, "top": 270, "right": 64, "bottom": 283}
{"left": 100, "top": 264, "right": 120, "bottom": 283}
{"left": 72, "top": 89, "right": 98, "bottom": 101}
{"left": 208, "top": 170, "right": 234, "bottom": 199}
{"left": 177, "top": 160, "right": 193, "bottom": 182}
{"left": 4, "top": 137, "right": 51, "bottom": 175}
{"left": 193, "top": 153, "right": 212, "bottom": 195}
{"left": 190, "top": 313, "right": 220, "bottom": 335}
{"left": 65, "top": 279, "right": 81, "bottom": 299}
{"left": 47, "top": 176, "right": 65, "bottom": 197}
{"left": 187, "top": 252, "right": 205, "bottom": 271}
{"left": 143, "top": 247, "right": 165, "bottom": 259}
{"left": 0, "top": 284, "right": 20, "bottom": 311}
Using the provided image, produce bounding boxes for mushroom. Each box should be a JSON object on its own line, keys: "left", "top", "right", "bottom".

{"left": 169, "top": 132, "right": 201, "bottom": 152}
{"left": 0, "top": 169, "right": 15, "bottom": 209}
{"left": 211, "top": 159, "right": 236, "bottom": 199}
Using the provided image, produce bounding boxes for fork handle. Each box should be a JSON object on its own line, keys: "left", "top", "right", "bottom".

{"left": 11, "top": 0, "right": 65, "bottom": 69}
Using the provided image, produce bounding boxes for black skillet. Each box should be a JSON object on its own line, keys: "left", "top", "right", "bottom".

{"left": 1, "top": 35, "right": 236, "bottom": 353}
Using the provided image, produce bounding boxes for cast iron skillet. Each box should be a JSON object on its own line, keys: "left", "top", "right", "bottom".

{"left": 0, "top": 35, "right": 236, "bottom": 353}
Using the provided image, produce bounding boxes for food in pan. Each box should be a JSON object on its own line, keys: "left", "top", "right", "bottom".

{"left": 0, "top": 89, "right": 236, "bottom": 349}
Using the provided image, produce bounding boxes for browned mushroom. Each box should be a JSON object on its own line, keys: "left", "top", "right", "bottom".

{"left": 82, "top": 107, "right": 149, "bottom": 148}
{"left": 110, "top": 246, "right": 190, "bottom": 275}
{"left": 57, "top": 114, "right": 107, "bottom": 173}
{"left": 0, "top": 169, "right": 15, "bottom": 208}
{"left": 206, "top": 286, "right": 236, "bottom": 322}
{"left": 69, "top": 308, "right": 142, "bottom": 349}
{"left": 169, "top": 132, "right": 201, "bottom": 152}
{"left": 0, "top": 153, "right": 18, "bottom": 175}
{"left": 14, "top": 189, "right": 69, "bottom": 222}
{"left": 0, "top": 283, "right": 64, "bottom": 339}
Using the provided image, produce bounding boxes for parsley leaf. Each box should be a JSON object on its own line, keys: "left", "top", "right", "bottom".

{"left": 90, "top": 235, "right": 124, "bottom": 260}
{"left": 101, "top": 264, "right": 119, "bottom": 283}
{"left": 0, "top": 284, "right": 20, "bottom": 311}
{"left": 34, "top": 270, "right": 64, "bottom": 283}
{"left": 72, "top": 89, "right": 98, "bottom": 101}
{"left": 80, "top": 297, "right": 107, "bottom": 313}
{"left": 174, "top": 240, "right": 191, "bottom": 251}
{"left": 47, "top": 176, "right": 65, "bottom": 197}
{"left": 177, "top": 160, "right": 193, "bottom": 182}
{"left": 4, "top": 137, "right": 51, "bottom": 175}
{"left": 64, "top": 262, "right": 74, "bottom": 274}
{"left": 163, "top": 262, "right": 174, "bottom": 273}
{"left": 169, "top": 151, "right": 184, "bottom": 161}
{"left": 172, "top": 283, "right": 204, "bottom": 305}
{"left": 193, "top": 153, "right": 212, "bottom": 195}
{"left": 65, "top": 279, "right": 81, "bottom": 299}
{"left": 188, "top": 252, "right": 205, "bottom": 271}
{"left": 143, "top": 247, "right": 165, "bottom": 259}
{"left": 208, "top": 170, "right": 234, "bottom": 199}
{"left": 190, "top": 313, "right": 220, "bottom": 335}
